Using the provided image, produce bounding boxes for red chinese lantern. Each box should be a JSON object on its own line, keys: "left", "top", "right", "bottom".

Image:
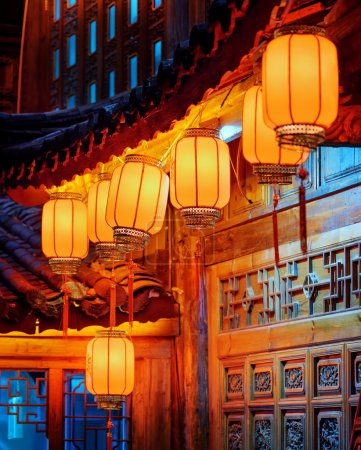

{"left": 86, "top": 331, "right": 134, "bottom": 410}
{"left": 170, "top": 128, "right": 231, "bottom": 228}
{"left": 262, "top": 25, "right": 339, "bottom": 148}
{"left": 106, "top": 155, "right": 169, "bottom": 252}
{"left": 41, "top": 192, "right": 88, "bottom": 274}
{"left": 87, "top": 173, "right": 125, "bottom": 261}
{"left": 242, "top": 85, "right": 309, "bottom": 184}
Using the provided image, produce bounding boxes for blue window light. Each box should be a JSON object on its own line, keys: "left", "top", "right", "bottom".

{"left": 67, "top": 95, "right": 76, "bottom": 109}
{"left": 109, "top": 70, "right": 115, "bottom": 97}
{"left": 153, "top": 40, "right": 162, "bottom": 75}
{"left": 53, "top": 48, "right": 60, "bottom": 80}
{"left": 68, "top": 0, "right": 76, "bottom": 7}
{"left": 129, "top": 0, "right": 138, "bottom": 24}
{"left": 89, "top": 20, "right": 97, "bottom": 54}
{"left": 153, "top": 0, "right": 161, "bottom": 8}
{"left": 54, "top": 0, "right": 60, "bottom": 21}
{"left": 67, "top": 34, "right": 76, "bottom": 67}
{"left": 89, "top": 82, "right": 96, "bottom": 103}
{"left": 108, "top": 4, "right": 116, "bottom": 40}
{"left": 129, "top": 55, "right": 137, "bottom": 89}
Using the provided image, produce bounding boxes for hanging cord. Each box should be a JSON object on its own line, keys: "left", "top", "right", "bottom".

{"left": 272, "top": 186, "right": 280, "bottom": 266}
{"left": 128, "top": 252, "right": 135, "bottom": 333}
{"left": 109, "top": 260, "right": 116, "bottom": 330}
{"left": 298, "top": 166, "right": 309, "bottom": 254}
{"left": 62, "top": 275, "right": 70, "bottom": 337}
{"left": 194, "top": 232, "right": 201, "bottom": 305}
{"left": 106, "top": 409, "right": 114, "bottom": 450}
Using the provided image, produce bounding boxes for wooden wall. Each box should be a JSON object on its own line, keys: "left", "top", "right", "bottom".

{"left": 0, "top": 334, "right": 175, "bottom": 450}
{"left": 205, "top": 142, "right": 361, "bottom": 449}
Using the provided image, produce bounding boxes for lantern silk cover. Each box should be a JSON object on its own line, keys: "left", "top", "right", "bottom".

{"left": 86, "top": 334, "right": 135, "bottom": 396}
{"left": 170, "top": 133, "right": 230, "bottom": 209}
{"left": 242, "top": 86, "right": 309, "bottom": 166}
{"left": 262, "top": 32, "right": 338, "bottom": 130}
{"left": 106, "top": 159, "right": 169, "bottom": 235}
{"left": 88, "top": 177, "right": 114, "bottom": 243}
{"left": 42, "top": 195, "right": 88, "bottom": 259}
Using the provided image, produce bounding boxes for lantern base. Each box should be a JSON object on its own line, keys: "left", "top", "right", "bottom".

{"left": 276, "top": 124, "right": 325, "bottom": 149}
{"left": 49, "top": 257, "right": 82, "bottom": 275}
{"left": 95, "top": 395, "right": 126, "bottom": 410}
{"left": 114, "top": 227, "right": 150, "bottom": 252}
{"left": 253, "top": 164, "right": 297, "bottom": 185}
{"left": 181, "top": 207, "right": 221, "bottom": 229}
{"left": 96, "top": 243, "right": 125, "bottom": 261}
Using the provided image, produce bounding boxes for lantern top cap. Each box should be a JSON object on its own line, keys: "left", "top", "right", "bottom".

{"left": 183, "top": 128, "right": 220, "bottom": 139}
{"left": 124, "top": 154, "right": 162, "bottom": 167}
{"left": 49, "top": 192, "right": 83, "bottom": 201}
{"left": 97, "top": 172, "right": 111, "bottom": 181}
{"left": 95, "top": 330, "right": 128, "bottom": 338}
{"left": 274, "top": 25, "right": 327, "bottom": 39}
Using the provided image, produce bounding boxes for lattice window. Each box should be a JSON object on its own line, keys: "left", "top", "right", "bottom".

{"left": 64, "top": 370, "right": 130, "bottom": 450}
{"left": 0, "top": 370, "right": 48, "bottom": 449}
{"left": 220, "top": 240, "right": 361, "bottom": 331}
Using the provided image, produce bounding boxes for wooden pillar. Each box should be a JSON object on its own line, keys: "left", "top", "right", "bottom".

{"left": 48, "top": 368, "right": 64, "bottom": 450}
{"left": 172, "top": 220, "right": 209, "bottom": 450}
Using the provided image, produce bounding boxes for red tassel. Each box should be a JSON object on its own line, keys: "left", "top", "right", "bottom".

{"left": 62, "top": 284, "right": 70, "bottom": 337}
{"left": 194, "top": 238, "right": 201, "bottom": 303}
{"left": 272, "top": 188, "right": 280, "bottom": 265}
{"left": 298, "top": 167, "right": 308, "bottom": 254}
{"left": 109, "top": 266, "right": 116, "bottom": 329}
{"left": 128, "top": 253, "right": 134, "bottom": 329}
{"left": 106, "top": 412, "right": 114, "bottom": 450}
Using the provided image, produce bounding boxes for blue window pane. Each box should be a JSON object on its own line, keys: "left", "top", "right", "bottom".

{"left": 67, "top": 95, "right": 76, "bottom": 108}
{"left": 129, "top": 55, "right": 137, "bottom": 89}
{"left": 153, "top": 0, "right": 161, "bottom": 7}
{"left": 68, "top": 34, "right": 76, "bottom": 67}
{"left": 89, "top": 20, "right": 96, "bottom": 54}
{"left": 153, "top": 40, "right": 162, "bottom": 75}
{"left": 109, "top": 70, "right": 115, "bottom": 97}
{"left": 53, "top": 48, "right": 60, "bottom": 79}
{"left": 54, "top": 0, "right": 60, "bottom": 20}
{"left": 68, "top": 0, "right": 76, "bottom": 6}
{"left": 108, "top": 4, "right": 116, "bottom": 40}
{"left": 54, "top": 107, "right": 60, "bottom": 111}
{"left": 89, "top": 82, "right": 96, "bottom": 103}
{"left": 129, "top": 0, "right": 138, "bottom": 24}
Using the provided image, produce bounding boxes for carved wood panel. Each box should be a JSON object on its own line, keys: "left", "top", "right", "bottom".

{"left": 222, "top": 341, "right": 361, "bottom": 449}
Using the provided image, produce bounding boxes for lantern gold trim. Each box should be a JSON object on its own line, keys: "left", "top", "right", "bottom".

{"left": 275, "top": 124, "right": 325, "bottom": 148}
{"left": 95, "top": 243, "right": 126, "bottom": 261}
{"left": 94, "top": 394, "right": 126, "bottom": 410}
{"left": 49, "top": 192, "right": 83, "bottom": 201}
{"left": 274, "top": 24, "right": 327, "bottom": 38}
{"left": 180, "top": 207, "right": 221, "bottom": 229}
{"left": 113, "top": 227, "right": 150, "bottom": 251}
{"left": 49, "top": 257, "right": 82, "bottom": 275}
{"left": 253, "top": 164, "right": 297, "bottom": 185}
{"left": 183, "top": 128, "right": 219, "bottom": 138}
{"left": 124, "top": 154, "right": 162, "bottom": 167}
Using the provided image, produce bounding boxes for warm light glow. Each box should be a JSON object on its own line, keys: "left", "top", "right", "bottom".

{"left": 106, "top": 155, "right": 169, "bottom": 250}
{"left": 170, "top": 128, "right": 230, "bottom": 228}
{"left": 41, "top": 192, "right": 88, "bottom": 274}
{"left": 242, "top": 86, "right": 309, "bottom": 184}
{"left": 86, "top": 331, "right": 134, "bottom": 408}
{"left": 262, "top": 26, "right": 338, "bottom": 147}
{"left": 88, "top": 174, "right": 113, "bottom": 244}
{"left": 88, "top": 174, "right": 125, "bottom": 260}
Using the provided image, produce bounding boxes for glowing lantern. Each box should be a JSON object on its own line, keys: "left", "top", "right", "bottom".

{"left": 242, "top": 86, "right": 309, "bottom": 184}
{"left": 87, "top": 173, "right": 125, "bottom": 261}
{"left": 86, "top": 331, "right": 134, "bottom": 410}
{"left": 42, "top": 192, "right": 88, "bottom": 274}
{"left": 106, "top": 155, "right": 169, "bottom": 252}
{"left": 262, "top": 25, "right": 339, "bottom": 148}
{"left": 170, "top": 128, "right": 230, "bottom": 228}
